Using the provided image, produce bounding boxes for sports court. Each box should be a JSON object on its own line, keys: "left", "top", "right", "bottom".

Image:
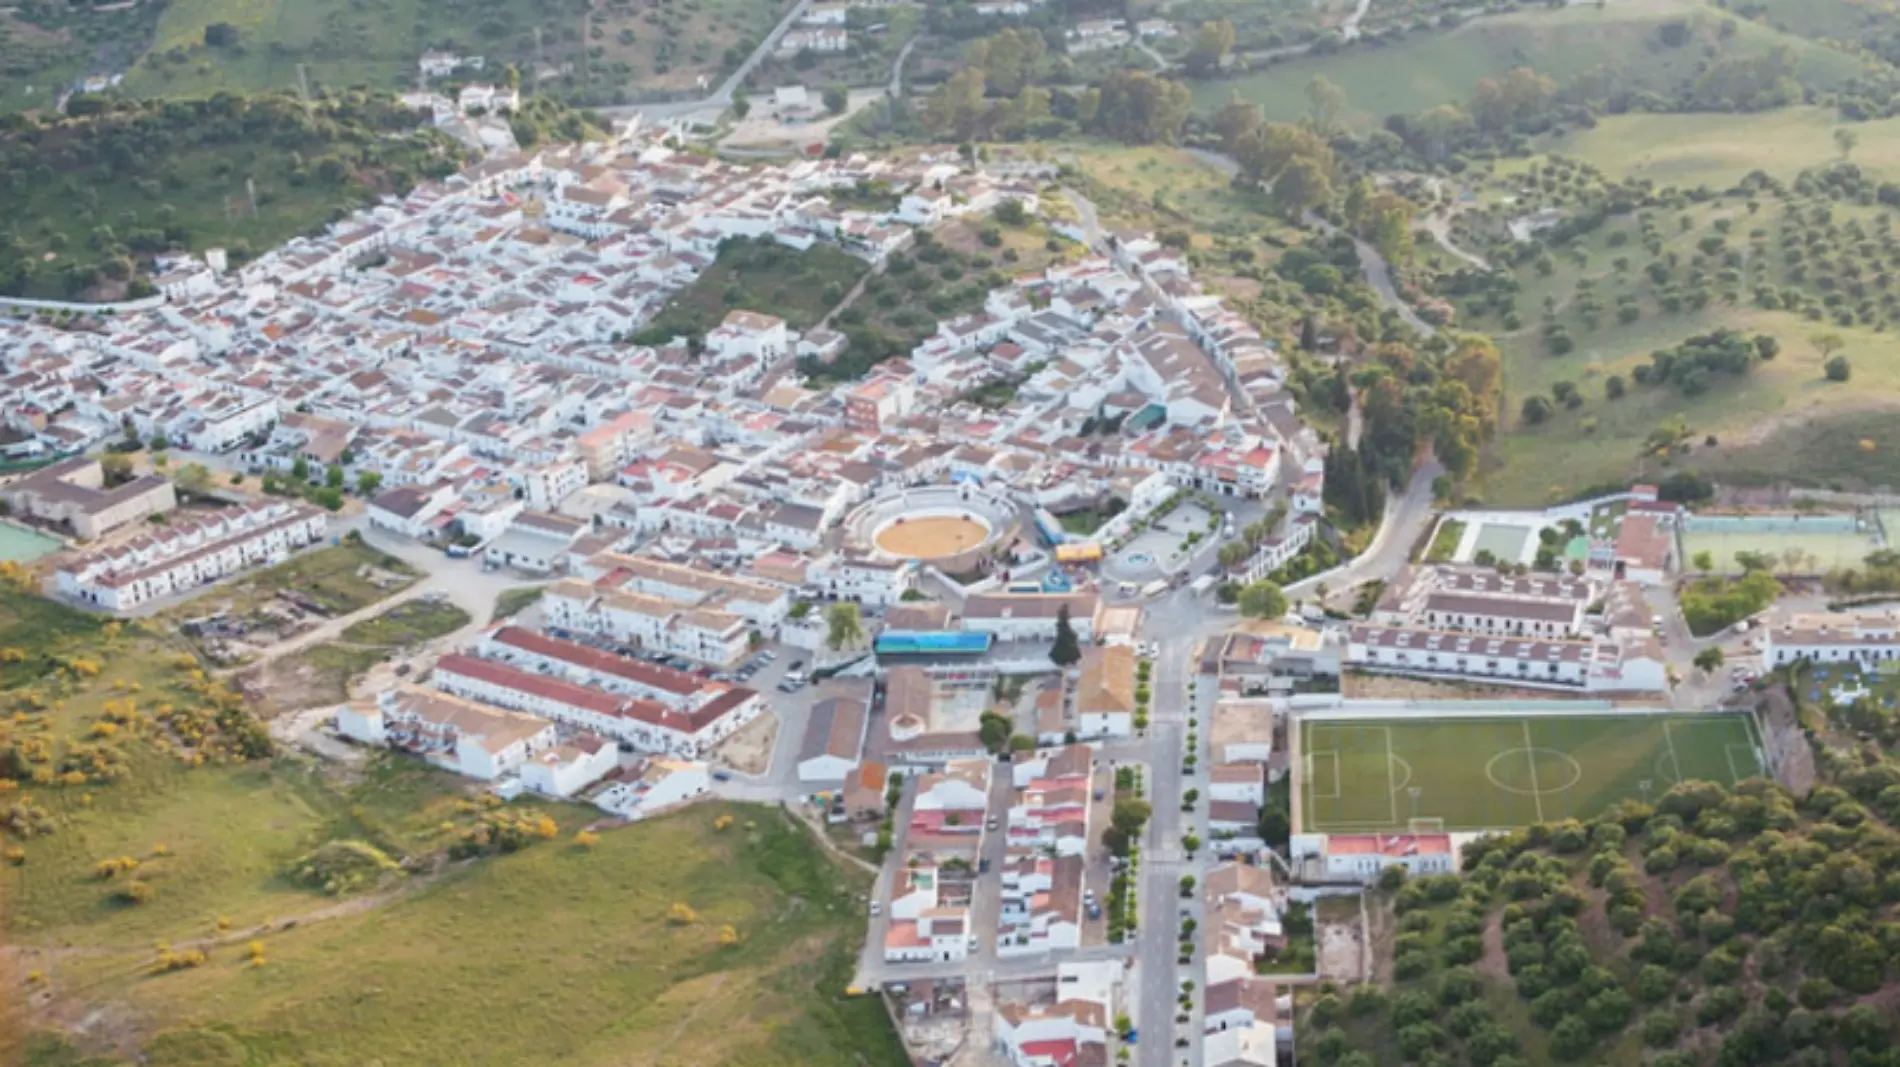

{"left": 1679, "top": 513, "right": 1881, "bottom": 574}
{"left": 1297, "top": 711, "right": 1765, "bottom": 833}
{"left": 1470, "top": 522, "right": 1533, "bottom": 563}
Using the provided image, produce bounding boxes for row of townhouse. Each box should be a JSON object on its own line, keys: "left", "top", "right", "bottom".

{"left": 1195, "top": 862, "right": 1290, "bottom": 1067}
{"left": 57, "top": 500, "right": 329, "bottom": 612}
{"left": 430, "top": 651, "right": 762, "bottom": 757}
{"left": 542, "top": 578, "right": 755, "bottom": 668}
{"left": 337, "top": 685, "right": 619, "bottom": 799}
{"left": 997, "top": 746, "right": 1092, "bottom": 956}
{"left": 1764, "top": 609, "right": 1900, "bottom": 667}
{"left": 1349, "top": 564, "right": 1668, "bottom": 694}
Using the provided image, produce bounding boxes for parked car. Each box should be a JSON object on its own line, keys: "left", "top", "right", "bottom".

{"left": 711, "top": 769, "right": 732, "bottom": 782}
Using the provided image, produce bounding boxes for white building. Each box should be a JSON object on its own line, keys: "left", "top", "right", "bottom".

{"left": 1764, "top": 610, "right": 1900, "bottom": 667}
{"left": 519, "top": 737, "right": 620, "bottom": 798}
{"left": 1290, "top": 833, "right": 1456, "bottom": 882}
{"left": 337, "top": 686, "right": 558, "bottom": 782}
{"left": 594, "top": 758, "right": 712, "bottom": 820}
{"left": 57, "top": 500, "right": 328, "bottom": 612}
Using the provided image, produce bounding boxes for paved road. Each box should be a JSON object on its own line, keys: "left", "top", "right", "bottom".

{"left": 889, "top": 35, "right": 918, "bottom": 96}
{"left": 1286, "top": 458, "right": 1444, "bottom": 601}
{"left": 603, "top": 0, "right": 815, "bottom": 123}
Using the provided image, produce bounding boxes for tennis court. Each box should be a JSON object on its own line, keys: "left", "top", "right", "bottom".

{"left": 1470, "top": 523, "right": 1533, "bottom": 563}
{"left": 1298, "top": 711, "right": 1765, "bottom": 833}
{"left": 1680, "top": 513, "right": 1880, "bottom": 574}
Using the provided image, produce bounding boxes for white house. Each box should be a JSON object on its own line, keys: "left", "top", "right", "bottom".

{"left": 961, "top": 592, "right": 1099, "bottom": 644}
{"left": 337, "top": 686, "right": 558, "bottom": 782}
{"left": 367, "top": 482, "right": 457, "bottom": 539}
{"left": 705, "top": 309, "right": 790, "bottom": 362}
{"left": 1290, "top": 833, "right": 1456, "bottom": 882}
{"left": 519, "top": 736, "right": 619, "bottom": 798}
{"left": 884, "top": 906, "right": 970, "bottom": 963}
{"left": 593, "top": 758, "right": 712, "bottom": 820}
{"left": 797, "top": 691, "right": 869, "bottom": 784}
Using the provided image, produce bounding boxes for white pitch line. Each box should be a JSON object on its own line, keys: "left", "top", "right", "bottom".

{"left": 1662, "top": 719, "right": 1683, "bottom": 784}
{"left": 1724, "top": 742, "right": 1742, "bottom": 785}
{"left": 1383, "top": 725, "right": 1399, "bottom": 829}
{"left": 1522, "top": 719, "right": 1545, "bottom": 824}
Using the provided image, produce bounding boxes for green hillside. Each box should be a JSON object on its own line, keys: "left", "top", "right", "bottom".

{"left": 1192, "top": 0, "right": 1870, "bottom": 125}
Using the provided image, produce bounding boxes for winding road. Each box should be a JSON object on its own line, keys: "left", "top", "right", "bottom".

{"left": 601, "top": 0, "right": 815, "bottom": 123}
{"left": 1183, "top": 147, "right": 1435, "bottom": 336}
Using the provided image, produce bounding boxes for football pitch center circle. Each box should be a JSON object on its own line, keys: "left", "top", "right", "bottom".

{"left": 1484, "top": 747, "right": 1585, "bottom": 797}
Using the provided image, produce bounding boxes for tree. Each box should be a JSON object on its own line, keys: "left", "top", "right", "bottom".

{"left": 1273, "top": 156, "right": 1333, "bottom": 219}
{"left": 1835, "top": 127, "right": 1859, "bottom": 160}
{"left": 99, "top": 452, "right": 134, "bottom": 486}
{"left": 204, "top": 21, "right": 239, "bottom": 47}
{"left": 356, "top": 471, "right": 382, "bottom": 496}
{"left": 1521, "top": 395, "right": 1554, "bottom": 425}
{"left": 822, "top": 85, "right": 848, "bottom": 115}
{"left": 1825, "top": 355, "right": 1851, "bottom": 382}
{"left": 1184, "top": 20, "right": 1236, "bottom": 77}
{"left": 1694, "top": 646, "right": 1725, "bottom": 672}
{"left": 1237, "top": 580, "right": 1287, "bottom": 620}
{"left": 978, "top": 711, "right": 1013, "bottom": 753}
{"left": 1810, "top": 331, "right": 1844, "bottom": 359}
{"left": 173, "top": 462, "right": 212, "bottom": 497}
{"left": 1692, "top": 550, "right": 1714, "bottom": 573}
{"left": 731, "top": 89, "right": 750, "bottom": 121}
{"left": 291, "top": 456, "right": 311, "bottom": 483}
{"left": 825, "top": 602, "right": 864, "bottom": 651}
{"left": 1050, "top": 603, "right": 1082, "bottom": 667}
{"left": 1605, "top": 375, "right": 1627, "bottom": 400}
{"left": 1304, "top": 74, "right": 1346, "bottom": 135}
{"left": 325, "top": 464, "right": 345, "bottom": 489}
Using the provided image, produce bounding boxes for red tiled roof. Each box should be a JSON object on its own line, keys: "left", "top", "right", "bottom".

{"left": 489, "top": 625, "right": 700, "bottom": 696}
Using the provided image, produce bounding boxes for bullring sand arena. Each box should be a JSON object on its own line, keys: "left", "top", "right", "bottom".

{"left": 873, "top": 515, "right": 992, "bottom": 559}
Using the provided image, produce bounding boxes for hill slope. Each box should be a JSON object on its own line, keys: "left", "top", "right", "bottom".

{"left": 1193, "top": 0, "right": 1870, "bottom": 126}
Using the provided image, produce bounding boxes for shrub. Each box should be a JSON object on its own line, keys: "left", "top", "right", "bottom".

{"left": 287, "top": 840, "right": 403, "bottom": 896}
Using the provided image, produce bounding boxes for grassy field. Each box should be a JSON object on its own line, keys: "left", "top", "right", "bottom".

{"left": 1298, "top": 711, "right": 1765, "bottom": 832}
{"left": 638, "top": 237, "right": 868, "bottom": 344}
{"left": 1192, "top": 0, "right": 1866, "bottom": 126}
{"left": 194, "top": 540, "right": 420, "bottom": 618}
{"left": 1536, "top": 107, "right": 1900, "bottom": 190}
{"left": 1679, "top": 514, "right": 1883, "bottom": 573}
{"left": 105, "top": 0, "right": 783, "bottom": 103}
{"left": 1462, "top": 185, "right": 1900, "bottom": 503}
{"left": 257, "top": 596, "right": 469, "bottom": 709}
{"left": 492, "top": 585, "right": 546, "bottom": 620}
{"left": 19, "top": 785, "right": 900, "bottom": 1067}
{"left": 1064, "top": 141, "right": 1303, "bottom": 244}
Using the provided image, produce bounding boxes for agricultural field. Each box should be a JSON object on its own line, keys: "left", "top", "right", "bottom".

{"left": 1190, "top": 0, "right": 1866, "bottom": 128}
{"left": 1435, "top": 149, "right": 1900, "bottom": 503}
{"left": 38, "top": 0, "right": 784, "bottom": 106}
{"left": 1297, "top": 711, "right": 1766, "bottom": 833}
{"left": 1534, "top": 108, "right": 1900, "bottom": 190}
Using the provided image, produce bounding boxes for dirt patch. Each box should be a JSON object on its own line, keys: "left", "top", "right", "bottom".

{"left": 1476, "top": 908, "right": 1510, "bottom": 983}
{"left": 714, "top": 710, "right": 779, "bottom": 775}
{"left": 1315, "top": 904, "right": 1366, "bottom": 982}
{"left": 1342, "top": 671, "right": 1586, "bottom": 702}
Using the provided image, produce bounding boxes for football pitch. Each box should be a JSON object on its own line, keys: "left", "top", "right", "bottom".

{"left": 1297, "top": 712, "right": 1766, "bottom": 833}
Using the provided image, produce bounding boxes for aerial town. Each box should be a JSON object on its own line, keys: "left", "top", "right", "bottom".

{"left": 6, "top": 45, "right": 1900, "bottom": 1067}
